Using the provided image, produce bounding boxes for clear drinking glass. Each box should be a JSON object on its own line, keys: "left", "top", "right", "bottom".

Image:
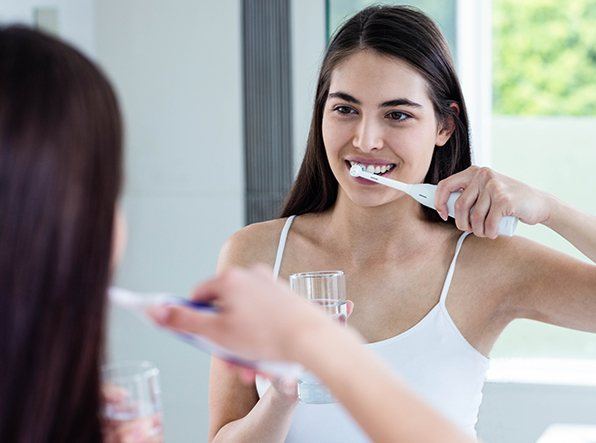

{"left": 289, "top": 270, "right": 347, "bottom": 404}
{"left": 101, "top": 360, "right": 163, "bottom": 442}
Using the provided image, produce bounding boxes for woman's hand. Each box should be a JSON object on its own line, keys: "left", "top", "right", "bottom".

{"left": 102, "top": 384, "right": 163, "bottom": 443}
{"left": 435, "top": 166, "right": 555, "bottom": 238}
{"left": 220, "top": 299, "right": 354, "bottom": 402}
{"left": 229, "top": 361, "right": 299, "bottom": 400}
{"left": 147, "top": 265, "right": 335, "bottom": 363}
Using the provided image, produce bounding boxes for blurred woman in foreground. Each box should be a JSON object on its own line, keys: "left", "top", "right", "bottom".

{"left": 0, "top": 25, "right": 125, "bottom": 442}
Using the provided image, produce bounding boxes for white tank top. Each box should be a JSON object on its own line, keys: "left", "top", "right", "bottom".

{"left": 257, "top": 215, "right": 489, "bottom": 441}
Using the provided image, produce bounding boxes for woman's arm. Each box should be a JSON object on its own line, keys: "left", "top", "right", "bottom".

{"left": 496, "top": 235, "right": 596, "bottom": 332}
{"left": 435, "top": 166, "right": 596, "bottom": 330}
{"left": 207, "top": 224, "right": 298, "bottom": 442}
{"left": 544, "top": 195, "right": 596, "bottom": 262}
{"left": 149, "top": 266, "right": 474, "bottom": 443}
{"left": 208, "top": 359, "right": 297, "bottom": 442}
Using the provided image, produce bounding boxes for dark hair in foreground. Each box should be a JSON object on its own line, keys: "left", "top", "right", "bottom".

{"left": 281, "top": 5, "right": 471, "bottom": 222}
{"left": 0, "top": 26, "right": 122, "bottom": 442}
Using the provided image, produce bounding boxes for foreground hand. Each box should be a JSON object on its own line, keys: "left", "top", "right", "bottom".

{"left": 102, "top": 384, "right": 163, "bottom": 443}
{"left": 435, "top": 166, "right": 553, "bottom": 238}
{"left": 220, "top": 300, "right": 354, "bottom": 400}
{"left": 147, "top": 265, "right": 335, "bottom": 363}
{"left": 228, "top": 361, "right": 299, "bottom": 400}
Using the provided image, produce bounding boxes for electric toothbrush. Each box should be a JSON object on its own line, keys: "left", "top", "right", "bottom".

{"left": 349, "top": 165, "right": 518, "bottom": 237}
{"left": 109, "top": 287, "right": 302, "bottom": 380}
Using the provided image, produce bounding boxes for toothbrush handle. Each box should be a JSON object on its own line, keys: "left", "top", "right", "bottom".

{"left": 446, "top": 192, "right": 518, "bottom": 237}
{"left": 184, "top": 299, "right": 218, "bottom": 312}
{"left": 176, "top": 332, "right": 302, "bottom": 379}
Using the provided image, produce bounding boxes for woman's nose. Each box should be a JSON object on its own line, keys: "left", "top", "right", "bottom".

{"left": 352, "top": 117, "right": 384, "bottom": 152}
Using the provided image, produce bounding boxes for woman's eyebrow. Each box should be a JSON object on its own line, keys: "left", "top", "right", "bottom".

{"left": 379, "top": 98, "right": 422, "bottom": 108}
{"left": 328, "top": 91, "right": 361, "bottom": 104}
{"left": 328, "top": 92, "right": 422, "bottom": 109}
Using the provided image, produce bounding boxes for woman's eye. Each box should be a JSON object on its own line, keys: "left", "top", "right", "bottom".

{"left": 386, "top": 111, "right": 410, "bottom": 121}
{"left": 333, "top": 106, "right": 356, "bottom": 115}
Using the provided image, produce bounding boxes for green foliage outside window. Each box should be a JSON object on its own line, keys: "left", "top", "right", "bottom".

{"left": 493, "top": 0, "right": 596, "bottom": 115}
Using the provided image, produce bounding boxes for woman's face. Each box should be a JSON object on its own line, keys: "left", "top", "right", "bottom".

{"left": 322, "top": 49, "right": 453, "bottom": 208}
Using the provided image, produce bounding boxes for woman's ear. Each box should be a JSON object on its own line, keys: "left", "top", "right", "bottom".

{"left": 435, "top": 102, "right": 460, "bottom": 147}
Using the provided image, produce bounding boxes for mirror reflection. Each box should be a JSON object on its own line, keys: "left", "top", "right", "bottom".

{"left": 1, "top": 1, "right": 595, "bottom": 442}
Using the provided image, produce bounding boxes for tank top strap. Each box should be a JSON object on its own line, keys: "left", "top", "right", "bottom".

{"left": 438, "top": 231, "right": 472, "bottom": 305}
{"left": 272, "top": 215, "right": 296, "bottom": 279}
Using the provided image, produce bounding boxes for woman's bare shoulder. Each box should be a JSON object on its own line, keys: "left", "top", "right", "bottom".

{"left": 463, "top": 234, "right": 560, "bottom": 265}
{"left": 217, "top": 218, "right": 290, "bottom": 271}
{"left": 458, "top": 233, "right": 578, "bottom": 293}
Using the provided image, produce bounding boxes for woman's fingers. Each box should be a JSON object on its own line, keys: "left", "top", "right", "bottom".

{"left": 436, "top": 167, "right": 515, "bottom": 238}
{"left": 339, "top": 300, "right": 354, "bottom": 325}
{"left": 190, "top": 274, "right": 225, "bottom": 303}
{"left": 224, "top": 360, "right": 296, "bottom": 398}
{"left": 470, "top": 190, "right": 491, "bottom": 237}
{"left": 435, "top": 168, "right": 477, "bottom": 219}
{"left": 146, "top": 304, "right": 218, "bottom": 336}
{"left": 453, "top": 184, "right": 479, "bottom": 232}
{"left": 484, "top": 204, "right": 502, "bottom": 240}
{"left": 271, "top": 376, "right": 298, "bottom": 398}
{"left": 102, "top": 383, "right": 129, "bottom": 404}
{"left": 346, "top": 300, "right": 354, "bottom": 318}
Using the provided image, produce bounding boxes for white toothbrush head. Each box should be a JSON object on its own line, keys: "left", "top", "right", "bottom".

{"left": 108, "top": 287, "right": 174, "bottom": 310}
{"left": 350, "top": 164, "right": 365, "bottom": 177}
{"left": 109, "top": 287, "right": 146, "bottom": 309}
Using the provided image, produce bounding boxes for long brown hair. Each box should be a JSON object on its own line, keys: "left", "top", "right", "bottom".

{"left": 0, "top": 26, "right": 122, "bottom": 442}
{"left": 281, "top": 5, "right": 471, "bottom": 223}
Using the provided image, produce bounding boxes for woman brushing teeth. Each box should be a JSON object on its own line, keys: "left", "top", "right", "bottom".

{"left": 185, "top": 6, "right": 596, "bottom": 443}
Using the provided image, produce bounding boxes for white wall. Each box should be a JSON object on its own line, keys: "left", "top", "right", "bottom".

{"left": 95, "top": 1, "right": 243, "bottom": 441}
{"left": 0, "top": 1, "right": 242, "bottom": 440}
{"left": 0, "top": 0, "right": 95, "bottom": 56}
{"left": 290, "top": 0, "right": 326, "bottom": 173}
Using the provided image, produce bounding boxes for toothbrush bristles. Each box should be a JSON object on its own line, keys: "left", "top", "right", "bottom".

{"left": 350, "top": 164, "right": 365, "bottom": 177}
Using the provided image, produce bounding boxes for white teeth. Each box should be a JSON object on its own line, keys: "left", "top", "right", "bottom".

{"left": 348, "top": 161, "right": 395, "bottom": 175}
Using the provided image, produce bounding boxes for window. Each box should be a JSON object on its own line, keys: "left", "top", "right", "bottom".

{"left": 490, "top": 0, "right": 596, "bottom": 360}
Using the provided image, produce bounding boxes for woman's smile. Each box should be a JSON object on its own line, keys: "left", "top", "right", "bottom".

{"left": 344, "top": 158, "right": 398, "bottom": 186}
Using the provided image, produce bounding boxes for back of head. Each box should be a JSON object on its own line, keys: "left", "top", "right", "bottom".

{"left": 0, "top": 26, "right": 122, "bottom": 442}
